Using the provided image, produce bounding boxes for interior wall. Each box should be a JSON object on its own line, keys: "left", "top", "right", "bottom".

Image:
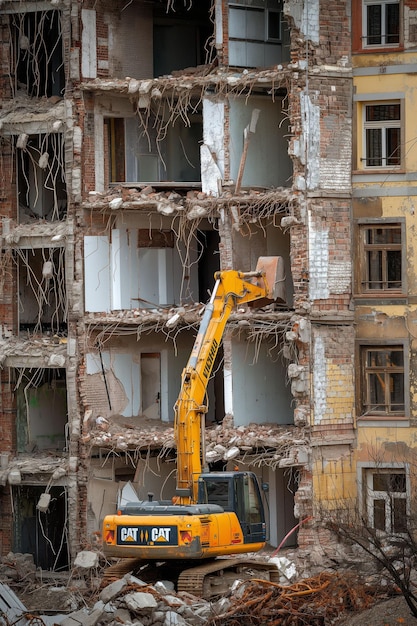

{"left": 89, "top": 455, "right": 177, "bottom": 530}
{"left": 231, "top": 337, "right": 293, "bottom": 426}
{"left": 202, "top": 98, "right": 225, "bottom": 196}
{"left": 267, "top": 466, "right": 298, "bottom": 548}
{"left": 84, "top": 231, "right": 199, "bottom": 312}
{"left": 229, "top": 96, "right": 292, "bottom": 189}
{"left": 16, "top": 369, "right": 67, "bottom": 453}
{"left": 124, "top": 113, "right": 202, "bottom": 183}
{"left": 232, "top": 223, "right": 294, "bottom": 308}
{"left": 165, "top": 117, "right": 202, "bottom": 182}
{"left": 84, "top": 334, "right": 197, "bottom": 423}
{"left": 109, "top": 3, "right": 153, "bottom": 79}
{"left": 153, "top": 0, "right": 214, "bottom": 76}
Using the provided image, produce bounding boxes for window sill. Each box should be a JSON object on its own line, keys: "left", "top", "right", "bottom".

{"left": 352, "top": 168, "right": 404, "bottom": 176}
{"left": 353, "top": 292, "right": 406, "bottom": 299}
{"left": 357, "top": 415, "right": 409, "bottom": 423}
{"left": 353, "top": 45, "right": 404, "bottom": 54}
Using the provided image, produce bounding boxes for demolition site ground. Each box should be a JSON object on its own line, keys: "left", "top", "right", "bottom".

{"left": 0, "top": 550, "right": 416, "bottom": 626}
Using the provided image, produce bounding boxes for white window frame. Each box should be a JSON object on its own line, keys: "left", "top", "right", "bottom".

{"left": 362, "top": 101, "right": 401, "bottom": 169}
{"left": 362, "top": 0, "right": 400, "bottom": 48}
{"left": 364, "top": 468, "right": 409, "bottom": 533}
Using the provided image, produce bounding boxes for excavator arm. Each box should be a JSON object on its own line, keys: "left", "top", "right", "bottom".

{"left": 175, "top": 259, "right": 277, "bottom": 504}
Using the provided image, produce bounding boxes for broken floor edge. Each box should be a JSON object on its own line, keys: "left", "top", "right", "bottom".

{"left": 83, "top": 420, "right": 308, "bottom": 469}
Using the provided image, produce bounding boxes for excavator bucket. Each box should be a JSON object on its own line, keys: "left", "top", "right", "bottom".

{"left": 255, "top": 256, "right": 287, "bottom": 304}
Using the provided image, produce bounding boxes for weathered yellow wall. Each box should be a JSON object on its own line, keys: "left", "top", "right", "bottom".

{"left": 312, "top": 426, "right": 417, "bottom": 507}
{"left": 354, "top": 58, "right": 417, "bottom": 176}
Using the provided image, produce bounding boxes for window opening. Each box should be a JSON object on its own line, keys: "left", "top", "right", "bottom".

{"left": 361, "top": 346, "right": 404, "bottom": 415}
{"left": 228, "top": 0, "right": 290, "bottom": 67}
{"left": 17, "top": 133, "right": 67, "bottom": 222}
{"left": 153, "top": 0, "right": 214, "bottom": 77}
{"left": 363, "top": 103, "right": 401, "bottom": 167}
{"left": 365, "top": 469, "right": 407, "bottom": 533}
{"left": 361, "top": 224, "right": 402, "bottom": 292}
{"left": 10, "top": 10, "right": 65, "bottom": 98}
{"left": 107, "top": 112, "right": 202, "bottom": 184}
{"left": 140, "top": 353, "right": 161, "bottom": 420}
{"left": 13, "top": 485, "right": 69, "bottom": 570}
{"left": 18, "top": 247, "right": 67, "bottom": 335}
{"left": 15, "top": 368, "right": 67, "bottom": 453}
{"left": 267, "top": 10, "right": 282, "bottom": 41}
{"left": 363, "top": 0, "right": 400, "bottom": 47}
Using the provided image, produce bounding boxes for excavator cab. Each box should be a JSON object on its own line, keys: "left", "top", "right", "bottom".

{"left": 198, "top": 471, "right": 266, "bottom": 544}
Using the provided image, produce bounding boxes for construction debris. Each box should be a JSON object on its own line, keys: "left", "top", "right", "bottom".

{"left": 0, "top": 553, "right": 398, "bottom": 626}
{"left": 82, "top": 415, "right": 308, "bottom": 471}
{"left": 205, "top": 573, "right": 384, "bottom": 626}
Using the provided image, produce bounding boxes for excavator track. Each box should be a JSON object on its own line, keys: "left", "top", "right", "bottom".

{"left": 177, "top": 559, "right": 280, "bottom": 599}
{"left": 102, "top": 558, "right": 145, "bottom": 582}
{"left": 102, "top": 557, "right": 279, "bottom": 599}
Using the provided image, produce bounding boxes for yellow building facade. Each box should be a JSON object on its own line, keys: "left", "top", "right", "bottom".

{"left": 312, "top": 0, "right": 417, "bottom": 536}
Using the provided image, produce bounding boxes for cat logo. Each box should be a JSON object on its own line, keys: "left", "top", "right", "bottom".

{"left": 120, "top": 527, "right": 139, "bottom": 542}
{"left": 151, "top": 527, "right": 171, "bottom": 542}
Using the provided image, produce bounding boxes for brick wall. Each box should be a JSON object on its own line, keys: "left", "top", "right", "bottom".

{"left": 77, "top": 93, "right": 96, "bottom": 197}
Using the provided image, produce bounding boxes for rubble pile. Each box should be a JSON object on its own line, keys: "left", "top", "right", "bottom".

{"left": 85, "top": 184, "right": 292, "bottom": 214}
{"left": 206, "top": 572, "right": 384, "bottom": 626}
{"left": 204, "top": 420, "right": 308, "bottom": 468}
{"left": 0, "top": 552, "right": 395, "bottom": 626}
{"left": 85, "top": 415, "right": 307, "bottom": 470}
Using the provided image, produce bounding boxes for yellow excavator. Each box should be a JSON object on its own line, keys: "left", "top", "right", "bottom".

{"left": 102, "top": 257, "right": 282, "bottom": 597}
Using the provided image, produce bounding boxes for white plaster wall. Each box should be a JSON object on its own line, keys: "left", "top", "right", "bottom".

{"left": 231, "top": 339, "right": 293, "bottom": 426}
{"left": 202, "top": 98, "right": 225, "bottom": 196}
{"left": 84, "top": 231, "right": 198, "bottom": 311}
{"left": 113, "top": 353, "right": 141, "bottom": 417}
{"left": 84, "top": 236, "right": 111, "bottom": 312}
{"left": 300, "top": 92, "right": 320, "bottom": 191}
{"left": 300, "top": 88, "right": 351, "bottom": 193}
{"left": 229, "top": 96, "right": 291, "bottom": 189}
{"left": 81, "top": 9, "right": 97, "bottom": 79}
{"left": 284, "top": 0, "right": 319, "bottom": 43}
{"left": 111, "top": 229, "right": 130, "bottom": 310}
{"left": 308, "top": 212, "right": 351, "bottom": 300}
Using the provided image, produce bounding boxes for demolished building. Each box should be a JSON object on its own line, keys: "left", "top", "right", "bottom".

{"left": 0, "top": 0, "right": 385, "bottom": 570}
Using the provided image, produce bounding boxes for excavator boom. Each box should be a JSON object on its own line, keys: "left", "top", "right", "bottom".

{"left": 175, "top": 258, "right": 279, "bottom": 504}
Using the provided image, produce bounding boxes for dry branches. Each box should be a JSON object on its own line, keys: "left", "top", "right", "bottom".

{"left": 207, "top": 572, "right": 384, "bottom": 626}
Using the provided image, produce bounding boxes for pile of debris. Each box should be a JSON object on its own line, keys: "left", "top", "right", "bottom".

{"left": 84, "top": 413, "right": 308, "bottom": 471}
{"left": 0, "top": 551, "right": 395, "bottom": 626}
{"left": 206, "top": 572, "right": 382, "bottom": 626}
